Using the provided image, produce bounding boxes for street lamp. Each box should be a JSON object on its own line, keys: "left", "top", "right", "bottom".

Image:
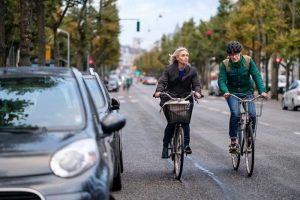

{"left": 57, "top": 28, "right": 70, "bottom": 67}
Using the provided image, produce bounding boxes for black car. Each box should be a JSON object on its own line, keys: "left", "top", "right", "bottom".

{"left": 82, "top": 68, "right": 123, "bottom": 191}
{"left": 0, "top": 67, "right": 125, "bottom": 200}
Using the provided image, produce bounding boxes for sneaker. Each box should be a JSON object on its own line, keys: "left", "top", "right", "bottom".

{"left": 229, "top": 143, "right": 240, "bottom": 154}
{"left": 184, "top": 145, "right": 192, "bottom": 154}
{"left": 161, "top": 146, "right": 169, "bottom": 159}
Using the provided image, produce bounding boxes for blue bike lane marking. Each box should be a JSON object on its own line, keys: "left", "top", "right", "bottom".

{"left": 167, "top": 156, "right": 232, "bottom": 200}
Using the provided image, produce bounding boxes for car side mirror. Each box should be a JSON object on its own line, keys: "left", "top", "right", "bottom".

{"left": 111, "top": 98, "right": 120, "bottom": 110}
{"left": 101, "top": 113, "right": 126, "bottom": 134}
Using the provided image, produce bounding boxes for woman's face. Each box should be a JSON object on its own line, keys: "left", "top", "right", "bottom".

{"left": 176, "top": 50, "right": 189, "bottom": 66}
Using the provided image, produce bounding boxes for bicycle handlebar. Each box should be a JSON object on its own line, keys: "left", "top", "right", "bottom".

{"left": 229, "top": 94, "right": 267, "bottom": 102}
{"left": 159, "top": 91, "right": 195, "bottom": 101}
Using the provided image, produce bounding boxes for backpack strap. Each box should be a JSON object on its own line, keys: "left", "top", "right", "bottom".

{"left": 243, "top": 55, "right": 251, "bottom": 70}
{"left": 223, "top": 58, "right": 230, "bottom": 72}
{"left": 223, "top": 55, "right": 251, "bottom": 72}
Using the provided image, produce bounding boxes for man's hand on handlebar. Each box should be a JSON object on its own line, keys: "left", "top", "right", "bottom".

{"left": 260, "top": 92, "right": 268, "bottom": 99}
{"left": 223, "top": 92, "right": 230, "bottom": 99}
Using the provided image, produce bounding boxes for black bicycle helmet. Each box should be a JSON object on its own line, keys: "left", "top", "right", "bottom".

{"left": 226, "top": 41, "right": 242, "bottom": 54}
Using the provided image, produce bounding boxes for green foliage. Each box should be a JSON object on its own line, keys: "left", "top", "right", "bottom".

{"left": 93, "top": 0, "right": 120, "bottom": 71}
{"left": 135, "top": 47, "right": 164, "bottom": 75}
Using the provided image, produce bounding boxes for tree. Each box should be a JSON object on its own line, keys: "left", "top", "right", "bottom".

{"left": 0, "top": 0, "right": 5, "bottom": 66}
{"left": 48, "top": 0, "right": 87, "bottom": 66}
{"left": 19, "top": 0, "right": 34, "bottom": 66}
{"left": 93, "top": 0, "right": 120, "bottom": 77}
{"left": 35, "top": 0, "right": 46, "bottom": 66}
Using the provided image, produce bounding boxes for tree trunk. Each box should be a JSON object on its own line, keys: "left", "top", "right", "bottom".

{"left": 0, "top": 0, "right": 6, "bottom": 66}
{"left": 36, "top": 0, "right": 45, "bottom": 66}
{"left": 19, "top": 0, "right": 33, "bottom": 66}
{"left": 285, "top": 61, "right": 292, "bottom": 90}
{"left": 53, "top": 29, "right": 59, "bottom": 66}
{"left": 76, "top": 2, "right": 87, "bottom": 70}
{"left": 271, "top": 60, "right": 279, "bottom": 100}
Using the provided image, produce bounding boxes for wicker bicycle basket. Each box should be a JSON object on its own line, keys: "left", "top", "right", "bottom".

{"left": 163, "top": 101, "right": 192, "bottom": 124}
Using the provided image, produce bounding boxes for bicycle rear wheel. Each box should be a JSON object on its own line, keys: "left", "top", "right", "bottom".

{"left": 173, "top": 126, "right": 184, "bottom": 180}
{"left": 245, "top": 126, "right": 255, "bottom": 177}
{"left": 231, "top": 128, "right": 242, "bottom": 170}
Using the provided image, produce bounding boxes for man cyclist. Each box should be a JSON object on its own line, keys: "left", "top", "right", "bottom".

{"left": 218, "top": 41, "right": 268, "bottom": 153}
{"left": 154, "top": 47, "right": 203, "bottom": 158}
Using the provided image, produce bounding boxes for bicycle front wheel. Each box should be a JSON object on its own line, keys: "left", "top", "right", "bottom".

{"left": 173, "top": 126, "right": 184, "bottom": 180}
{"left": 231, "top": 128, "right": 242, "bottom": 170}
{"left": 245, "top": 126, "right": 255, "bottom": 177}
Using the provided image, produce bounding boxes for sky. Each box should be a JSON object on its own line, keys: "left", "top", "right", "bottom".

{"left": 117, "top": 0, "right": 220, "bottom": 50}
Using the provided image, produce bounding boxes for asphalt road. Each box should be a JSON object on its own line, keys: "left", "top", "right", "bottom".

{"left": 111, "top": 83, "right": 300, "bottom": 200}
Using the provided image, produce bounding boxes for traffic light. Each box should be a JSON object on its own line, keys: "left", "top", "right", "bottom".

{"left": 88, "top": 59, "right": 94, "bottom": 68}
{"left": 136, "top": 21, "right": 140, "bottom": 32}
{"left": 207, "top": 30, "right": 213, "bottom": 37}
{"left": 275, "top": 57, "right": 282, "bottom": 65}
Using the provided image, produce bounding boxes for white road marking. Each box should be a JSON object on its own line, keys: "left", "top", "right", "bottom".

{"left": 119, "top": 100, "right": 126, "bottom": 103}
{"left": 294, "top": 132, "right": 300, "bottom": 135}
{"left": 208, "top": 107, "right": 220, "bottom": 112}
{"left": 117, "top": 96, "right": 124, "bottom": 99}
{"left": 130, "top": 99, "right": 138, "bottom": 103}
{"left": 222, "top": 111, "right": 230, "bottom": 115}
{"left": 259, "top": 121, "right": 270, "bottom": 126}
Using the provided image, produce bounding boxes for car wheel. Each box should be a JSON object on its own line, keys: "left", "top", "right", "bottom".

{"left": 291, "top": 99, "right": 297, "bottom": 111}
{"left": 120, "top": 149, "right": 124, "bottom": 173}
{"left": 111, "top": 165, "right": 122, "bottom": 191}
{"left": 282, "top": 98, "right": 287, "bottom": 110}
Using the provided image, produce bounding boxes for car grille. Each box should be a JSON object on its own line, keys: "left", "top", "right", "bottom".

{"left": 0, "top": 191, "right": 41, "bottom": 200}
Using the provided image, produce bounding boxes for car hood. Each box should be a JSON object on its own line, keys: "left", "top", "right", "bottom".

{"left": 0, "top": 131, "right": 84, "bottom": 178}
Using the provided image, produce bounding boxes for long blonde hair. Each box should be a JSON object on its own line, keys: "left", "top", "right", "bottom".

{"left": 168, "top": 47, "right": 189, "bottom": 65}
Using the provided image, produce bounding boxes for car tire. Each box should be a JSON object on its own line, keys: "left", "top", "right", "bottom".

{"left": 111, "top": 165, "right": 122, "bottom": 191}
{"left": 120, "top": 149, "right": 124, "bottom": 173}
{"left": 291, "top": 99, "right": 297, "bottom": 111}
{"left": 282, "top": 98, "right": 287, "bottom": 110}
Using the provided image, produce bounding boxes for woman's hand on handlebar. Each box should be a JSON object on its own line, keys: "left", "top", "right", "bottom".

{"left": 194, "top": 92, "right": 204, "bottom": 99}
{"left": 153, "top": 92, "right": 161, "bottom": 98}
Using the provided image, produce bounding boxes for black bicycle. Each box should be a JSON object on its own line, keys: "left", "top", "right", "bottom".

{"left": 159, "top": 91, "right": 197, "bottom": 180}
{"left": 229, "top": 94, "right": 265, "bottom": 177}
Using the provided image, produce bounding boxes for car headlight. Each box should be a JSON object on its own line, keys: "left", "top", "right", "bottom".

{"left": 50, "top": 139, "right": 99, "bottom": 178}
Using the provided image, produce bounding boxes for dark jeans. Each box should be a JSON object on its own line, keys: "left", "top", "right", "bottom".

{"left": 226, "top": 94, "right": 256, "bottom": 139}
{"left": 163, "top": 123, "right": 190, "bottom": 146}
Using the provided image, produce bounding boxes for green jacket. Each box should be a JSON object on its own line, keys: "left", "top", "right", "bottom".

{"left": 218, "top": 56, "right": 266, "bottom": 95}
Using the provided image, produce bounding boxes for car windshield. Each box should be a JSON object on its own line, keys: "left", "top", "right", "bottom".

{"left": 84, "top": 78, "right": 106, "bottom": 110}
{"left": 0, "top": 76, "right": 85, "bottom": 130}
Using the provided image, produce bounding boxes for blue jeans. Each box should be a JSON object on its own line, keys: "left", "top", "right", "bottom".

{"left": 226, "top": 94, "right": 256, "bottom": 139}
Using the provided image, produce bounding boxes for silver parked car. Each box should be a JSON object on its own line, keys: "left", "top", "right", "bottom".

{"left": 282, "top": 80, "right": 300, "bottom": 110}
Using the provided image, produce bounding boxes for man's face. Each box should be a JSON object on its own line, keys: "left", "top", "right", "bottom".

{"left": 177, "top": 50, "right": 189, "bottom": 66}
{"left": 228, "top": 52, "right": 241, "bottom": 63}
